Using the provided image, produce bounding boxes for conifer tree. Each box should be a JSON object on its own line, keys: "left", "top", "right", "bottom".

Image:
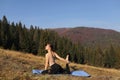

{"left": 94, "top": 46, "right": 104, "bottom": 66}
{"left": 104, "top": 45, "right": 117, "bottom": 68}
{"left": 1, "top": 16, "right": 9, "bottom": 48}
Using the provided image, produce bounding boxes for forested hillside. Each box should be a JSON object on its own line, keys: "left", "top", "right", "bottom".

{"left": 0, "top": 16, "right": 120, "bottom": 69}
{"left": 54, "top": 27, "right": 120, "bottom": 68}
{"left": 0, "top": 16, "right": 74, "bottom": 57}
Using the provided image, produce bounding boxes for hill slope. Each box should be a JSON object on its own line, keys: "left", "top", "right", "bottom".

{"left": 0, "top": 49, "right": 120, "bottom": 80}
{"left": 53, "top": 27, "right": 120, "bottom": 47}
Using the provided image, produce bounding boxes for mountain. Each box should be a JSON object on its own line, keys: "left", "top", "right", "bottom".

{"left": 0, "top": 48, "right": 120, "bottom": 80}
{"left": 53, "top": 27, "right": 120, "bottom": 47}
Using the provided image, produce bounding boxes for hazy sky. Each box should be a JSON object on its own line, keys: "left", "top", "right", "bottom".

{"left": 0, "top": 0, "right": 120, "bottom": 31}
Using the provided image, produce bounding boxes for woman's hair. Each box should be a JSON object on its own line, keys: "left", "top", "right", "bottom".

{"left": 47, "top": 43, "right": 54, "bottom": 51}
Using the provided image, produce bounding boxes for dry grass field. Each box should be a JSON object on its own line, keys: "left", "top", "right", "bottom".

{"left": 0, "top": 48, "right": 120, "bottom": 80}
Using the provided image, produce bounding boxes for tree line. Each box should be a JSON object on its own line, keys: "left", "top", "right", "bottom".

{"left": 0, "top": 16, "right": 120, "bottom": 69}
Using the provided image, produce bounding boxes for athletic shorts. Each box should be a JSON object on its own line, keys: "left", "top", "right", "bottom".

{"left": 41, "top": 63, "right": 64, "bottom": 74}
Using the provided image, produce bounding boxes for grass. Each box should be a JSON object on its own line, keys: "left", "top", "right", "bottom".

{"left": 0, "top": 48, "right": 120, "bottom": 80}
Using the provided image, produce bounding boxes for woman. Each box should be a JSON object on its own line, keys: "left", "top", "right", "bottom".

{"left": 42, "top": 43, "right": 70, "bottom": 74}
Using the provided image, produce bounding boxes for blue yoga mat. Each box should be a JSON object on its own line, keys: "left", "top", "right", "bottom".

{"left": 32, "top": 69, "right": 43, "bottom": 74}
{"left": 71, "top": 70, "right": 90, "bottom": 77}
{"left": 32, "top": 69, "right": 90, "bottom": 77}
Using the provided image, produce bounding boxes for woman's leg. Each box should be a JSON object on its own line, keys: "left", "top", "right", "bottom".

{"left": 50, "top": 63, "right": 64, "bottom": 74}
{"left": 65, "top": 63, "right": 71, "bottom": 74}
{"left": 41, "top": 70, "right": 49, "bottom": 74}
{"left": 64, "top": 55, "right": 71, "bottom": 74}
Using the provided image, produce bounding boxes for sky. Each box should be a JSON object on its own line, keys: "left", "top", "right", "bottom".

{"left": 0, "top": 0, "right": 120, "bottom": 31}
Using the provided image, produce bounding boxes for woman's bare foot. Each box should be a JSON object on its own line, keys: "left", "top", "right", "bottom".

{"left": 66, "top": 55, "right": 70, "bottom": 64}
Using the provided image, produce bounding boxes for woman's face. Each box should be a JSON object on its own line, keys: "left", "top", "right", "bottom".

{"left": 45, "top": 44, "right": 50, "bottom": 50}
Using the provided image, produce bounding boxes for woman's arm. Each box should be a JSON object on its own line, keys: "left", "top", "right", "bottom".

{"left": 55, "top": 53, "right": 68, "bottom": 63}
{"left": 45, "top": 54, "right": 49, "bottom": 70}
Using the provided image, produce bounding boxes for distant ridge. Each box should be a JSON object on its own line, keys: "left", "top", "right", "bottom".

{"left": 53, "top": 27, "right": 120, "bottom": 47}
